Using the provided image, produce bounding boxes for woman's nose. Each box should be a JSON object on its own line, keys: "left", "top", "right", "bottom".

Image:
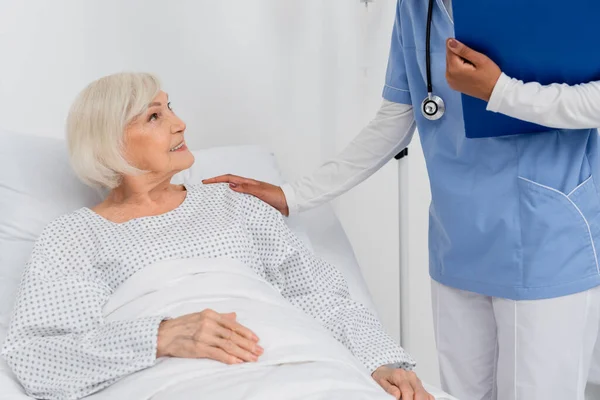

{"left": 171, "top": 115, "right": 186, "bottom": 134}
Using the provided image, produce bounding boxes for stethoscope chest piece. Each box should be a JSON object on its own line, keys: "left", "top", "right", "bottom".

{"left": 421, "top": 93, "right": 445, "bottom": 120}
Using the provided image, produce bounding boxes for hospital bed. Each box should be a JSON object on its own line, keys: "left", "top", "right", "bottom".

{"left": 0, "top": 130, "right": 457, "bottom": 399}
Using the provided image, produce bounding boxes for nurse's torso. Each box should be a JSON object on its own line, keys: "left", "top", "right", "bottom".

{"left": 399, "top": 0, "right": 600, "bottom": 299}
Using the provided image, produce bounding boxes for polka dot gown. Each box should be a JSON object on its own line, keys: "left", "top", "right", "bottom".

{"left": 2, "top": 184, "right": 415, "bottom": 400}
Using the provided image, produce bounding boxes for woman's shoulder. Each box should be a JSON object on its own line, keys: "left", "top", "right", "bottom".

{"left": 34, "top": 209, "right": 99, "bottom": 262}
{"left": 185, "top": 183, "right": 280, "bottom": 215}
{"left": 184, "top": 182, "right": 227, "bottom": 192}
{"left": 17, "top": 209, "right": 99, "bottom": 279}
{"left": 41, "top": 208, "right": 97, "bottom": 237}
{"left": 184, "top": 182, "right": 240, "bottom": 201}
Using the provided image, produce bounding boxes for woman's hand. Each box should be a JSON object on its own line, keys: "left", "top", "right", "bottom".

{"left": 202, "top": 175, "right": 289, "bottom": 216}
{"left": 445, "top": 38, "right": 502, "bottom": 102}
{"left": 156, "top": 309, "right": 263, "bottom": 364}
{"left": 372, "top": 366, "right": 434, "bottom": 400}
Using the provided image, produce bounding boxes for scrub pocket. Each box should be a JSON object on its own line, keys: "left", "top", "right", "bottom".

{"left": 518, "top": 174, "right": 600, "bottom": 288}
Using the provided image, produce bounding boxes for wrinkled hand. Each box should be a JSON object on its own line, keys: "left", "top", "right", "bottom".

{"left": 445, "top": 38, "right": 501, "bottom": 102}
{"left": 202, "top": 175, "right": 289, "bottom": 216}
{"left": 157, "top": 309, "right": 263, "bottom": 364}
{"left": 372, "top": 366, "right": 434, "bottom": 400}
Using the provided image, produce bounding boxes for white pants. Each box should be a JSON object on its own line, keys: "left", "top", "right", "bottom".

{"left": 431, "top": 280, "right": 600, "bottom": 400}
{"left": 589, "top": 331, "right": 600, "bottom": 385}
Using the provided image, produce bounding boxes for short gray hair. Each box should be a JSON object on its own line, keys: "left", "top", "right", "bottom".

{"left": 66, "top": 72, "right": 161, "bottom": 189}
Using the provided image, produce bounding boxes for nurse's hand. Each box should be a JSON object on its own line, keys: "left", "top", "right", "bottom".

{"left": 202, "top": 175, "right": 290, "bottom": 216}
{"left": 445, "top": 38, "right": 501, "bottom": 102}
{"left": 372, "top": 366, "right": 434, "bottom": 400}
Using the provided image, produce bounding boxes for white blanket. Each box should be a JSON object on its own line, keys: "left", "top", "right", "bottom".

{"left": 90, "top": 257, "right": 454, "bottom": 400}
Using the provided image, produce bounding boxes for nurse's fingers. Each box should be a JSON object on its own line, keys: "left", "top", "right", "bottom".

{"left": 446, "top": 38, "right": 485, "bottom": 66}
{"left": 203, "top": 175, "right": 288, "bottom": 214}
{"left": 446, "top": 49, "right": 475, "bottom": 74}
{"left": 202, "top": 175, "right": 264, "bottom": 195}
{"left": 202, "top": 174, "right": 253, "bottom": 185}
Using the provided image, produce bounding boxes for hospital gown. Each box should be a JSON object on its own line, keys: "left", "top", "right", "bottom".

{"left": 1, "top": 183, "right": 414, "bottom": 400}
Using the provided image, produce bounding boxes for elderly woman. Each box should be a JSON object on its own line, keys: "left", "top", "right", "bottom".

{"left": 1, "top": 73, "right": 433, "bottom": 400}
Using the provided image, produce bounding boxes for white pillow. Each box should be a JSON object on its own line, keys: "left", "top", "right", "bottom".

{"left": 172, "top": 145, "right": 284, "bottom": 186}
{"left": 0, "top": 131, "right": 103, "bottom": 330}
{"left": 0, "top": 130, "right": 310, "bottom": 329}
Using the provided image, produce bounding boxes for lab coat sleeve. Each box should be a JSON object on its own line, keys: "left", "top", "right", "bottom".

{"left": 1, "top": 235, "right": 165, "bottom": 400}
{"left": 281, "top": 100, "right": 416, "bottom": 215}
{"left": 487, "top": 72, "right": 600, "bottom": 129}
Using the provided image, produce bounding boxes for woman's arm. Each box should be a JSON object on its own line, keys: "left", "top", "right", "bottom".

{"left": 1, "top": 219, "right": 264, "bottom": 400}
{"left": 241, "top": 196, "right": 431, "bottom": 399}
{"left": 2, "top": 238, "right": 263, "bottom": 399}
{"left": 242, "top": 196, "right": 415, "bottom": 371}
{"left": 1, "top": 245, "right": 165, "bottom": 400}
{"left": 487, "top": 73, "right": 600, "bottom": 129}
{"left": 282, "top": 100, "right": 416, "bottom": 215}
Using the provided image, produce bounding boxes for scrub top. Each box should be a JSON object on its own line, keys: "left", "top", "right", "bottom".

{"left": 383, "top": 0, "right": 600, "bottom": 300}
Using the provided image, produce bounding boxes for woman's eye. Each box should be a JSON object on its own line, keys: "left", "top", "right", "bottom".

{"left": 149, "top": 113, "right": 159, "bottom": 122}
{"left": 167, "top": 102, "right": 173, "bottom": 111}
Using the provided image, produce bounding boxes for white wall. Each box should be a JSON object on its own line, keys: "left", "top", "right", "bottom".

{"left": 0, "top": 0, "right": 439, "bottom": 385}
{"left": 0, "top": 0, "right": 334, "bottom": 173}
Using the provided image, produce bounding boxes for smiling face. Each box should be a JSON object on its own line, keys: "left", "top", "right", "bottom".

{"left": 122, "top": 91, "right": 194, "bottom": 178}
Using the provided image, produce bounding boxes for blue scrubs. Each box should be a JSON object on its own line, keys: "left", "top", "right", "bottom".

{"left": 384, "top": 0, "right": 600, "bottom": 300}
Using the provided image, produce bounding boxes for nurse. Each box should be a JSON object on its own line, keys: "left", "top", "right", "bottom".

{"left": 204, "top": 1, "right": 600, "bottom": 399}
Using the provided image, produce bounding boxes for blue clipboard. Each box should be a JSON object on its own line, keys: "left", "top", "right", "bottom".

{"left": 451, "top": 0, "right": 600, "bottom": 138}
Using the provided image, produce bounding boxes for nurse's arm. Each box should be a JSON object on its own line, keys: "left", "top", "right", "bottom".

{"left": 487, "top": 74, "right": 600, "bottom": 130}
{"left": 281, "top": 100, "right": 416, "bottom": 215}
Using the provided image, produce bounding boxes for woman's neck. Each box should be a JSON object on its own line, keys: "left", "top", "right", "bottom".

{"left": 91, "top": 182, "right": 187, "bottom": 223}
{"left": 108, "top": 180, "right": 175, "bottom": 205}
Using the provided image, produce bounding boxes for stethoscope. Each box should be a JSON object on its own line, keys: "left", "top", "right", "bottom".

{"left": 421, "top": 0, "right": 445, "bottom": 120}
